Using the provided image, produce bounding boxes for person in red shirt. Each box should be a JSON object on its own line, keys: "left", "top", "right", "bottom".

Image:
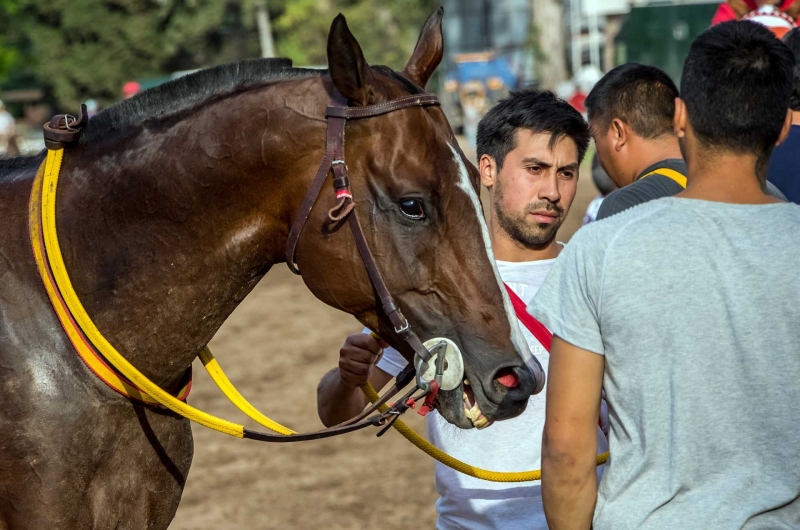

{"left": 712, "top": 0, "right": 799, "bottom": 25}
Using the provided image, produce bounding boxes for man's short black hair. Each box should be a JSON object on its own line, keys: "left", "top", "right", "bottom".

{"left": 783, "top": 27, "right": 800, "bottom": 111}
{"left": 585, "top": 63, "right": 679, "bottom": 139}
{"left": 681, "top": 21, "right": 794, "bottom": 171}
{"left": 476, "top": 89, "right": 590, "bottom": 169}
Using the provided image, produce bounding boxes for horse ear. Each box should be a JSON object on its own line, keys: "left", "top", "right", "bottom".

{"left": 402, "top": 7, "right": 444, "bottom": 89}
{"left": 327, "top": 13, "right": 377, "bottom": 106}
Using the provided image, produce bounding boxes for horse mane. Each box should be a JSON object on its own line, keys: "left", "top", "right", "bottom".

{"left": 0, "top": 60, "right": 418, "bottom": 167}
{"left": 83, "top": 58, "right": 323, "bottom": 143}
{"left": 0, "top": 152, "right": 45, "bottom": 174}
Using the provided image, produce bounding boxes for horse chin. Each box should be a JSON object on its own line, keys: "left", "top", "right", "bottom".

{"left": 434, "top": 387, "right": 475, "bottom": 429}
{"left": 433, "top": 379, "right": 499, "bottom": 430}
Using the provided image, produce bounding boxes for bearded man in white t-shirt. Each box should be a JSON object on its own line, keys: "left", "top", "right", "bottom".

{"left": 316, "top": 89, "right": 609, "bottom": 530}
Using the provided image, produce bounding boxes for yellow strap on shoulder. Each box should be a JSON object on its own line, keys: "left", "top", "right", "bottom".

{"left": 641, "top": 167, "right": 687, "bottom": 189}
{"left": 360, "top": 382, "right": 609, "bottom": 482}
{"left": 40, "top": 149, "right": 244, "bottom": 437}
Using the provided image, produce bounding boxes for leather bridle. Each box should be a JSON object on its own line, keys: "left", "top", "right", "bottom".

{"left": 38, "top": 85, "right": 450, "bottom": 444}
{"left": 285, "top": 87, "right": 444, "bottom": 393}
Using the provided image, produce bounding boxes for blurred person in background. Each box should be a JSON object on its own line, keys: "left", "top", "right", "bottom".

{"left": 316, "top": 90, "right": 608, "bottom": 530}
{"left": 767, "top": 27, "right": 800, "bottom": 203}
{"left": 712, "top": 0, "right": 800, "bottom": 25}
{"left": 0, "top": 100, "right": 15, "bottom": 156}
{"left": 582, "top": 155, "right": 616, "bottom": 225}
{"left": 585, "top": 64, "right": 688, "bottom": 220}
{"left": 121, "top": 81, "right": 141, "bottom": 100}
{"left": 84, "top": 99, "right": 99, "bottom": 118}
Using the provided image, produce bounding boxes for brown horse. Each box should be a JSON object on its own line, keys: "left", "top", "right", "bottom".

{"left": 0, "top": 9, "right": 543, "bottom": 529}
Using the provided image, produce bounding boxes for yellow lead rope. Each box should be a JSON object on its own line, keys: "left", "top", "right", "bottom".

{"left": 39, "top": 148, "right": 244, "bottom": 437}
{"left": 36, "top": 147, "right": 608, "bottom": 481}
{"left": 361, "top": 383, "right": 609, "bottom": 482}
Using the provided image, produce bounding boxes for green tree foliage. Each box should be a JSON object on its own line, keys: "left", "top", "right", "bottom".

{"left": 273, "top": 0, "right": 439, "bottom": 69}
{"left": 0, "top": 1, "right": 23, "bottom": 83}
{"left": 15, "top": 0, "right": 262, "bottom": 108}
{"left": 5, "top": 0, "right": 439, "bottom": 109}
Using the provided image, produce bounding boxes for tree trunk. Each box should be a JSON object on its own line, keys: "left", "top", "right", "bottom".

{"left": 532, "top": 0, "right": 568, "bottom": 90}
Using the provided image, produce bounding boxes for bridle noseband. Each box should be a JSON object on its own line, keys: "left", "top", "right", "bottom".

{"left": 285, "top": 88, "right": 443, "bottom": 393}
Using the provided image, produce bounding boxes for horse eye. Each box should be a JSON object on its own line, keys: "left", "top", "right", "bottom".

{"left": 399, "top": 199, "right": 425, "bottom": 220}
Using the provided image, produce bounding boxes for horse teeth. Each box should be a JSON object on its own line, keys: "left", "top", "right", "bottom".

{"left": 473, "top": 416, "right": 491, "bottom": 429}
{"left": 463, "top": 379, "right": 470, "bottom": 386}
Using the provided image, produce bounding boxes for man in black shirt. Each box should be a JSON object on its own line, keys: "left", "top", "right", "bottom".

{"left": 586, "top": 63, "right": 688, "bottom": 220}
{"left": 588, "top": 63, "right": 785, "bottom": 220}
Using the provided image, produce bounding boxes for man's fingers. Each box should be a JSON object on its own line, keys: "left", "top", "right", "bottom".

{"left": 345, "top": 333, "right": 384, "bottom": 355}
{"left": 337, "top": 333, "right": 387, "bottom": 388}
{"left": 339, "top": 360, "right": 373, "bottom": 387}
{"left": 339, "top": 357, "right": 374, "bottom": 376}
{"left": 340, "top": 344, "right": 382, "bottom": 364}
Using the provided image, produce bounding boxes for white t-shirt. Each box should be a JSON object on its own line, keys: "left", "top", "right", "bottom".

{"left": 375, "top": 256, "right": 610, "bottom": 530}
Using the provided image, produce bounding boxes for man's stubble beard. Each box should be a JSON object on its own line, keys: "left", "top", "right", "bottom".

{"left": 494, "top": 177, "right": 565, "bottom": 249}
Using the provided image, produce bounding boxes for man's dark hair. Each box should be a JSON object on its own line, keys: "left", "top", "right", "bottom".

{"left": 476, "top": 89, "right": 590, "bottom": 169}
{"left": 783, "top": 27, "right": 800, "bottom": 111}
{"left": 681, "top": 21, "right": 794, "bottom": 172}
{"left": 585, "top": 63, "right": 678, "bottom": 139}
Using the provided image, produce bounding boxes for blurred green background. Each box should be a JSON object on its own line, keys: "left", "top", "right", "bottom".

{"left": 0, "top": 0, "right": 438, "bottom": 110}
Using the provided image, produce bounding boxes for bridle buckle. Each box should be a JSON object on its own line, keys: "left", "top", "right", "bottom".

{"left": 393, "top": 319, "right": 410, "bottom": 334}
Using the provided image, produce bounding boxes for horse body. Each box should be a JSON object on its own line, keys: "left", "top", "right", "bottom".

{"left": 0, "top": 159, "right": 191, "bottom": 528}
{"left": 0, "top": 10, "right": 543, "bottom": 528}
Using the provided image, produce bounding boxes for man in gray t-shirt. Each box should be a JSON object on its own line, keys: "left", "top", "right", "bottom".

{"left": 529, "top": 22, "right": 800, "bottom": 530}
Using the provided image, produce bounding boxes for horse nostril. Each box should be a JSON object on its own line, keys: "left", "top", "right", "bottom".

{"left": 495, "top": 368, "right": 519, "bottom": 389}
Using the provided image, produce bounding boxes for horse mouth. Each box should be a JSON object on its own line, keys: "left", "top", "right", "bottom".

{"left": 462, "top": 378, "right": 493, "bottom": 430}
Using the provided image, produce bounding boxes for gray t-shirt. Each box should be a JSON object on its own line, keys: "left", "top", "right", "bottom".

{"left": 529, "top": 197, "right": 800, "bottom": 530}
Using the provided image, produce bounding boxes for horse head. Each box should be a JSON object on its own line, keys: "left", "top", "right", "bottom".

{"left": 294, "top": 9, "right": 544, "bottom": 428}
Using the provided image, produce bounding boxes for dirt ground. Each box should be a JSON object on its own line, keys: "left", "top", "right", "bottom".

{"left": 170, "top": 146, "right": 599, "bottom": 529}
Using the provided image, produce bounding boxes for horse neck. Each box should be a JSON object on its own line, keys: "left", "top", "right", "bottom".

{"left": 55, "top": 79, "right": 329, "bottom": 388}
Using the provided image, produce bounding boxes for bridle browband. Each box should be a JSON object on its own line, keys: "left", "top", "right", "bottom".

{"left": 285, "top": 88, "right": 441, "bottom": 378}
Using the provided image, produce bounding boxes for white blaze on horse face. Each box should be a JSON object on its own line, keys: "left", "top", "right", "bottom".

{"left": 448, "top": 143, "right": 537, "bottom": 373}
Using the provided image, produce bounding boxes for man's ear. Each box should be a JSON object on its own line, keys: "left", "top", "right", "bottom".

{"left": 777, "top": 108, "right": 793, "bottom": 145}
{"left": 402, "top": 7, "right": 444, "bottom": 89}
{"left": 611, "top": 118, "right": 628, "bottom": 152}
{"left": 327, "top": 14, "right": 378, "bottom": 106}
{"left": 673, "top": 97, "right": 687, "bottom": 139}
{"left": 479, "top": 154, "right": 497, "bottom": 189}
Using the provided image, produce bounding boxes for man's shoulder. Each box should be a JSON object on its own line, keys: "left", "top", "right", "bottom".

{"left": 573, "top": 199, "right": 672, "bottom": 252}
{"left": 597, "top": 175, "right": 683, "bottom": 221}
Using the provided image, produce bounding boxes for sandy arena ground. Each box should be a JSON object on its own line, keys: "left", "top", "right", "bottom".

{"left": 170, "top": 145, "right": 600, "bottom": 529}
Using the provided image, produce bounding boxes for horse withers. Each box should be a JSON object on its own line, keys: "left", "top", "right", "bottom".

{"left": 0, "top": 8, "right": 543, "bottom": 528}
